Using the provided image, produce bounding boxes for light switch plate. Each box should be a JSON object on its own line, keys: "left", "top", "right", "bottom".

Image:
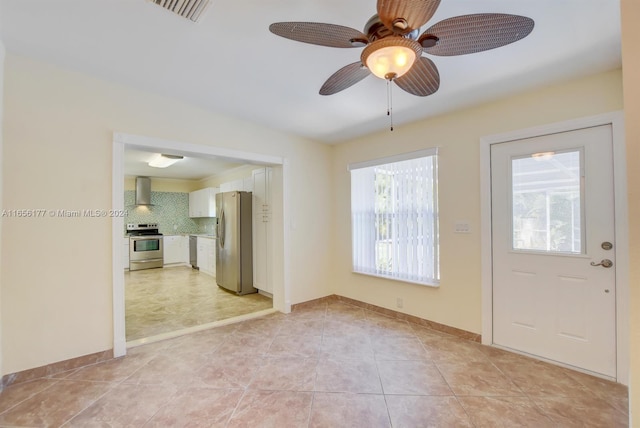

{"left": 454, "top": 222, "right": 471, "bottom": 233}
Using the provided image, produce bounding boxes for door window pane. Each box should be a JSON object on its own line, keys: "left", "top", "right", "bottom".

{"left": 511, "top": 150, "right": 583, "bottom": 254}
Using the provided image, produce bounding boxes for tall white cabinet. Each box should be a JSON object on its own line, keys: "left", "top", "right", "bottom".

{"left": 252, "top": 167, "right": 272, "bottom": 294}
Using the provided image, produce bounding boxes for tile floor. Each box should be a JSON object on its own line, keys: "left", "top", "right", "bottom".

{"left": 125, "top": 266, "right": 273, "bottom": 340}
{"left": 0, "top": 299, "right": 629, "bottom": 427}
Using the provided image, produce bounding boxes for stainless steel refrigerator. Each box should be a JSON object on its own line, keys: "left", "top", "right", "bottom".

{"left": 215, "top": 191, "right": 257, "bottom": 295}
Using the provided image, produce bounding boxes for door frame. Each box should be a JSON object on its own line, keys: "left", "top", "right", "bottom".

{"left": 111, "top": 132, "right": 292, "bottom": 358}
{"left": 480, "top": 111, "right": 628, "bottom": 383}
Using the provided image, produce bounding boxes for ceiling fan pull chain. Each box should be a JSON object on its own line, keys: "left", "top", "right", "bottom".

{"left": 387, "top": 78, "right": 394, "bottom": 131}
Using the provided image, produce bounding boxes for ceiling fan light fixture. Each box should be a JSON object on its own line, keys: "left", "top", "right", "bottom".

{"left": 148, "top": 154, "right": 184, "bottom": 168}
{"left": 361, "top": 37, "right": 422, "bottom": 80}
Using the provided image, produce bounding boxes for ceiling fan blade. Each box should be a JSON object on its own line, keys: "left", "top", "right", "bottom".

{"left": 377, "top": 0, "right": 441, "bottom": 34}
{"left": 269, "top": 22, "right": 368, "bottom": 48}
{"left": 394, "top": 57, "right": 440, "bottom": 96}
{"left": 319, "top": 62, "right": 371, "bottom": 95}
{"left": 422, "top": 14, "right": 534, "bottom": 56}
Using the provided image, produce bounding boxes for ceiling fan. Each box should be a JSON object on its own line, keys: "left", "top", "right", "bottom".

{"left": 269, "top": 0, "right": 534, "bottom": 97}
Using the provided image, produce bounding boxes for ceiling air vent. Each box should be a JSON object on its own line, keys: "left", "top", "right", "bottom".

{"left": 148, "top": 0, "right": 212, "bottom": 23}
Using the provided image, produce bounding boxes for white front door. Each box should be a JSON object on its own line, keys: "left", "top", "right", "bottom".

{"left": 491, "top": 124, "right": 616, "bottom": 377}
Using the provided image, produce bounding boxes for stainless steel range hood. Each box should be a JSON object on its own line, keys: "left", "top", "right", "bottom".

{"left": 135, "top": 177, "right": 153, "bottom": 206}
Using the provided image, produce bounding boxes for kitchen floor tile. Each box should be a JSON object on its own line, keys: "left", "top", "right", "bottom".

{"left": 435, "top": 360, "right": 524, "bottom": 397}
{"left": 314, "top": 359, "right": 382, "bottom": 393}
{"left": 0, "top": 380, "right": 113, "bottom": 427}
{"left": 458, "top": 396, "right": 555, "bottom": 427}
{"left": 0, "top": 378, "right": 60, "bottom": 415}
{"left": 386, "top": 395, "right": 473, "bottom": 427}
{"left": 249, "top": 357, "right": 319, "bottom": 391}
{"left": 495, "top": 359, "right": 591, "bottom": 398}
{"left": 125, "top": 266, "right": 272, "bottom": 341}
{"left": 371, "top": 335, "right": 430, "bottom": 361}
{"left": 266, "top": 334, "right": 322, "bottom": 358}
{"left": 211, "top": 332, "right": 275, "bottom": 357}
{"left": 144, "top": 387, "right": 244, "bottom": 427}
{"left": 319, "top": 334, "right": 374, "bottom": 360}
{"left": 196, "top": 355, "right": 262, "bottom": 389}
{"left": 309, "top": 392, "right": 390, "bottom": 428}
{"left": 377, "top": 359, "right": 452, "bottom": 395}
{"left": 532, "top": 395, "right": 628, "bottom": 427}
{"left": 65, "top": 383, "right": 177, "bottom": 427}
{"left": 60, "top": 354, "right": 151, "bottom": 384}
{"left": 227, "top": 390, "right": 313, "bottom": 428}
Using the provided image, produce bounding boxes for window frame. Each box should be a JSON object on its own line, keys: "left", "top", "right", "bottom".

{"left": 348, "top": 148, "right": 440, "bottom": 287}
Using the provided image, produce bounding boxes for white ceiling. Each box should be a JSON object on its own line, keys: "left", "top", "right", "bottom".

{"left": 0, "top": 0, "right": 622, "bottom": 144}
{"left": 124, "top": 148, "right": 245, "bottom": 180}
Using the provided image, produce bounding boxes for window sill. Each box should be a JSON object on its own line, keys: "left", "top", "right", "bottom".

{"left": 352, "top": 271, "right": 440, "bottom": 288}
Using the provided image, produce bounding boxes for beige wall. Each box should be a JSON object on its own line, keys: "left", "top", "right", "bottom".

{"left": 332, "top": 70, "right": 623, "bottom": 334}
{"left": 621, "top": 0, "right": 639, "bottom": 422}
{"left": 124, "top": 176, "right": 198, "bottom": 193}
{"left": 1, "top": 54, "right": 334, "bottom": 375}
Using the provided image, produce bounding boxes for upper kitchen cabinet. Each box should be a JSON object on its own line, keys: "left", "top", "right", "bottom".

{"left": 220, "top": 177, "right": 253, "bottom": 193}
{"left": 189, "top": 187, "right": 219, "bottom": 218}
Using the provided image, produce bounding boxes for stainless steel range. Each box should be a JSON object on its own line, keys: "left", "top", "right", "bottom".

{"left": 127, "top": 223, "right": 163, "bottom": 271}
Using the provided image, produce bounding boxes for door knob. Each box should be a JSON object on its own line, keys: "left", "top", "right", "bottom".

{"left": 590, "top": 259, "right": 613, "bottom": 268}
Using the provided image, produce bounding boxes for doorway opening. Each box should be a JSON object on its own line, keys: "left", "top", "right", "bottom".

{"left": 112, "top": 133, "right": 290, "bottom": 356}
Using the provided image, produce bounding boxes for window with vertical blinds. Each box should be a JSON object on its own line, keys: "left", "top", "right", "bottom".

{"left": 349, "top": 149, "right": 439, "bottom": 286}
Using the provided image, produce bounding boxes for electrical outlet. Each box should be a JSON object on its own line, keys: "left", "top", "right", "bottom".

{"left": 396, "top": 297, "right": 403, "bottom": 308}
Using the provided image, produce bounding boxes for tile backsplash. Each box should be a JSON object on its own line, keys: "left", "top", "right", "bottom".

{"left": 124, "top": 191, "right": 216, "bottom": 235}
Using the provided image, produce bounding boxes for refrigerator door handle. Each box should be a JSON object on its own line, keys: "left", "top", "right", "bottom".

{"left": 219, "top": 209, "right": 225, "bottom": 248}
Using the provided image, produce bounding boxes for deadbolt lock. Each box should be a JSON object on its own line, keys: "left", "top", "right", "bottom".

{"left": 601, "top": 242, "right": 613, "bottom": 250}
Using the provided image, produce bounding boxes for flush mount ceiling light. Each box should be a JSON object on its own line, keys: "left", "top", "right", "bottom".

{"left": 148, "top": 154, "right": 184, "bottom": 168}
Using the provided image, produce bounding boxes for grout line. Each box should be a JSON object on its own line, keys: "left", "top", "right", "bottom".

{"left": 0, "top": 377, "right": 62, "bottom": 419}
{"left": 306, "top": 392, "right": 316, "bottom": 428}
{"left": 225, "top": 386, "right": 250, "bottom": 427}
{"left": 57, "top": 380, "right": 119, "bottom": 427}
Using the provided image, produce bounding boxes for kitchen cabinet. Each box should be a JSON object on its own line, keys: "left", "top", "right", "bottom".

{"left": 252, "top": 167, "right": 272, "bottom": 293}
{"left": 220, "top": 177, "right": 253, "bottom": 193}
{"left": 164, "top": 235, "right": 189, "bottom": 265}
{"left": 189, "top": 187, "right": 219, "bottom": 218}
{"left": 197, "top": 236, "right": 216, "bottom": 277}
{"left": 123, "top": 238, "right": 130, "bottom": 270}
